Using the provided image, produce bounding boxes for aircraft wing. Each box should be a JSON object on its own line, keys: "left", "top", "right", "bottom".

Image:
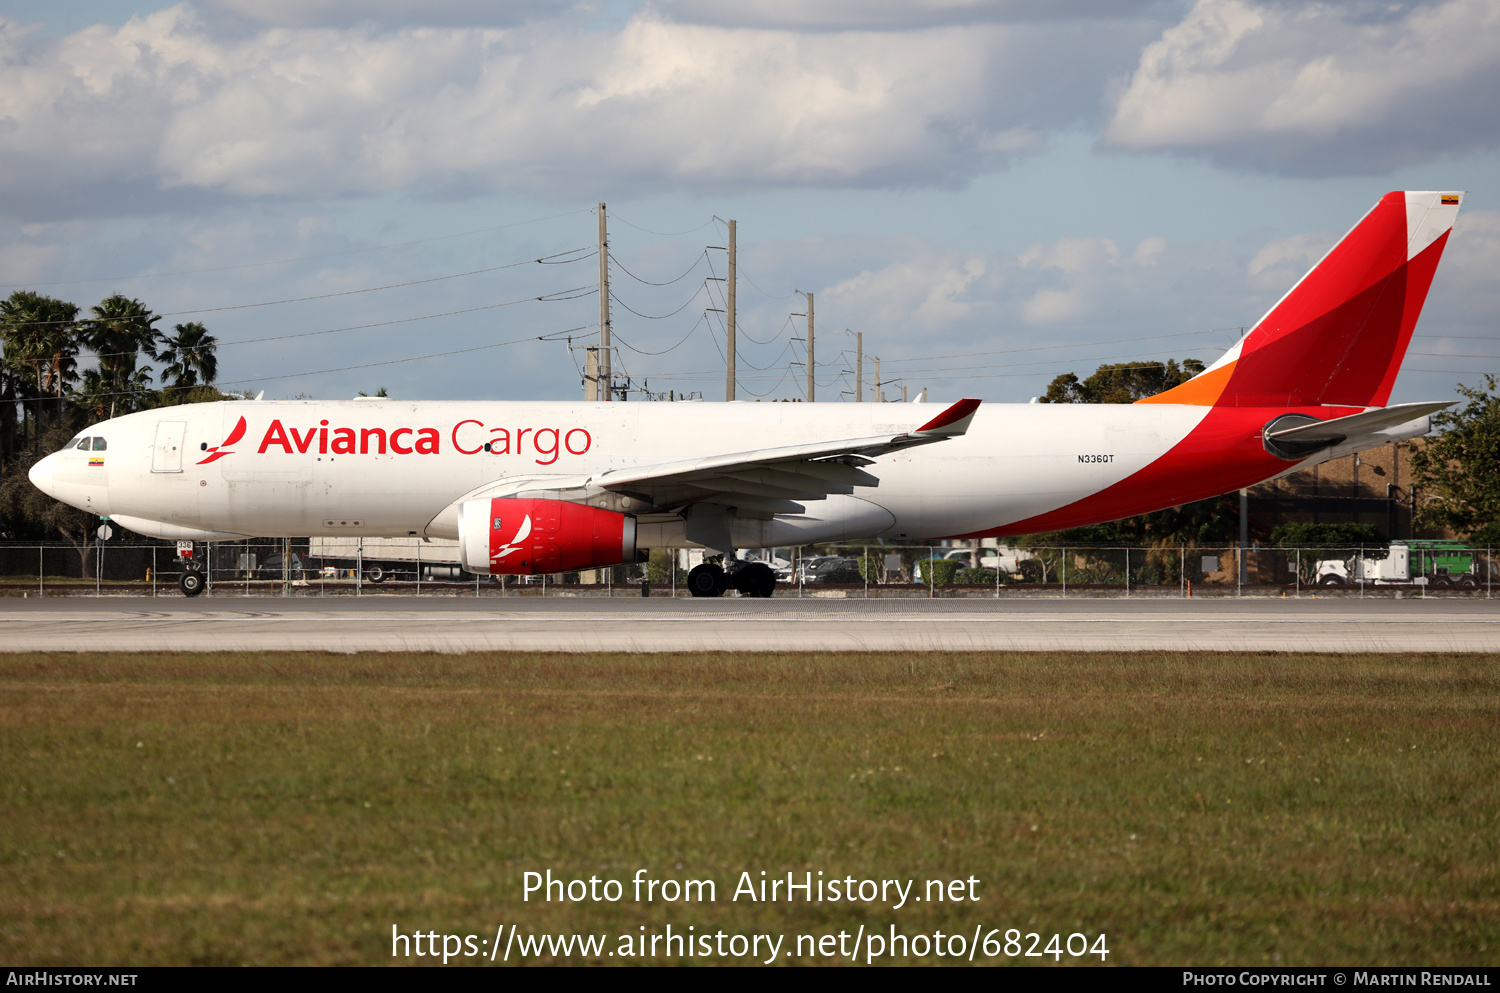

{"left": 587, "top": 397, "right": 981, "bottom": 515}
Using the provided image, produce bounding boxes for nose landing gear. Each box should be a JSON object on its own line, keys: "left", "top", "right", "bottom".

{"left": 179, "top": 562, "right": 205, "bottom": 597}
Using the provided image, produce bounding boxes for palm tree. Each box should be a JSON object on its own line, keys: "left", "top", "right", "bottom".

{"left": 0, "top": 348, "right": 20, "bottom": 463}
{"left": 80, "top": 294, "right": 160, "bottom": 418}
{"left": 155, "top": 322, "right": 218, "bottom": 398}
{"left": 0, "top": 290, "right": 81, "bottom": 443}
{"left": 68, "top": 369, "right": 112, "bottom": 425}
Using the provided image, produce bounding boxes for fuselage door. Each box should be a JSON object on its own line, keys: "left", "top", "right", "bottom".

{"left": 152, "top": 421, "right": 187, "bottom": 473}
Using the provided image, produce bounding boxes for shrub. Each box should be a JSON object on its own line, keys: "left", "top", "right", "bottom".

{"left": 916, "top": 558, "right": 960, "bottom": 586}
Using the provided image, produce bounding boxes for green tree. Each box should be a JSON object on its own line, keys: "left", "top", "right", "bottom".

{"left": 80, "top": 294, "right": 160, "bottom": 418}
{"left": 1040, "top": 358, "right": 1205, "bottom": 404}
{"left": 67, "top": 369, "right": 113, "bottom": 425}
{"left": 1410, "top": 374, "right": 1500, "bottom": 538}
{"left": 155, "top": 321, "right": 218, "bottom": 395}
{"left": 1, "top": 291, "right": 81, "bottom": 443}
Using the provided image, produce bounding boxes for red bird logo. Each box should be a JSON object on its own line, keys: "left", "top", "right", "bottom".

{"left": 196, "top": 416, "right": 247, "bottom": 465}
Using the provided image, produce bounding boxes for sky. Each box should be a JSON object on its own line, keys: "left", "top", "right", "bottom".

{"left": 1, "top": 0, "right": 1497, "bottom": 406}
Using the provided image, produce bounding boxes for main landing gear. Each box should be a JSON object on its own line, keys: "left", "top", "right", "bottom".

{"left": 686, "top": 561, "right": 777, "bottom": 598}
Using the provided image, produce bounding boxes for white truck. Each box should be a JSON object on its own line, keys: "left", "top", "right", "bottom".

{"left": 308, "top": 536, "right": 466, "bottom": 582}
{"left": 1313, "top": 541, "right": 1482, "bottom": 588}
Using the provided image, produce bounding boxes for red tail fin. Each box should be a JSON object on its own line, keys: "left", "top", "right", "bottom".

{"left": 1141, "top": 191, "right": 1462, "bottom": 408}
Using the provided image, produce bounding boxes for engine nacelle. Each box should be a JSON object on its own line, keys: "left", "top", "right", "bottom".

{"left": 457, "top": 497, "right": 637, "bottom": 575}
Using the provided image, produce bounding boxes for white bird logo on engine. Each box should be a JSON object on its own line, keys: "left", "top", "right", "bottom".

{"left": 491, "top": 513, "right": 532, "bottom": 563}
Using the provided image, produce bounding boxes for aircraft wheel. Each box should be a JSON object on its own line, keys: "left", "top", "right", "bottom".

{"left": 365, "top": 565, "right": 386, "bottom": 583}
{"left": 734, "top": 562, "right": 777, "bottom": 598}
{"left": 179, "top": 566, "right": 205, "bottom": 598}
{"left": 687, "top": 563, "right": 725, "bottom": 597}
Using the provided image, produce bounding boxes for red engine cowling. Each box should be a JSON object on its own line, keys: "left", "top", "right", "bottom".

{"left": 457, "top": 497, "right": 637, "bottom": 575}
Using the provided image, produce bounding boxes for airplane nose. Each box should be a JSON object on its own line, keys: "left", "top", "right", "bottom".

{"left": 28, "top": 455, "right": 56, "bottom": 497}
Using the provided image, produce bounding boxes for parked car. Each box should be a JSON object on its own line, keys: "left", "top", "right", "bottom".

{"left": 255, "top": 552, "right": 304, "bottom": 578}
{"left": 797, "top": 556, "right": 863, "bottom": 584}
{"left": 739, "top": 551, "right": 794, "bottom": 583}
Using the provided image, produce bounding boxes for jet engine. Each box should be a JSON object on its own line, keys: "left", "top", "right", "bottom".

{"left": 457, "top": 497, "right": 637, "bottom": 575}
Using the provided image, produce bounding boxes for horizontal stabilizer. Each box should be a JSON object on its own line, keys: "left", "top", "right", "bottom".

{"left": 1265, "top": 400, "right": 1451, "bottom": 461}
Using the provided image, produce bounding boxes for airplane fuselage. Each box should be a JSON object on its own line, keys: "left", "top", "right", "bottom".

{"left": 30, "top": 397, "right": 1369, "bottom": 548}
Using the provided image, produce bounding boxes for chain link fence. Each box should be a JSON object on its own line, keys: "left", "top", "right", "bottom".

{"left": 0, "top": 538, "right": 1494, "bottom": 599}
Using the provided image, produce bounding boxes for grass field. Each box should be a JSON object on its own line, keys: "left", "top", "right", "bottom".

{"left": 1, "top": 651, "right": 1496, "bottom": 966}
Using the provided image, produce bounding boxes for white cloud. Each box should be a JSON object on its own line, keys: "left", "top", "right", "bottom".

{"left": 654, "top": 0, "right": 1163, "bottom": 31}
{"left": 823, "top": 247, "right": 994, "bottom": 330}
{"left": 1103, "top": 0, "right": 1500, "bottom": 174}
{"left": 0, "top": 4, "right": 1155, "bottom": 216}
{"left": 802, "top": 230, "right": 1256, "bottom": 366}
{"left": 1245, "top": 229, "right": 1332, "bottom": 279}
{"left": 1416, "top": 208, "right": 1500, "bottom": 342}
{"left": 203, "top": 0, "right": 576, "bottom": 29}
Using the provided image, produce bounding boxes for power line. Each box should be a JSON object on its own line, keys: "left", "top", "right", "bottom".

{"left": 736, "top": 365, "right": 796, "bottom": 398}
{"left": 734, "top": 263, "right": 795, "bottom": 300}
{"left": 734, "top": 339, "right": 796, "bottom": 372}
{"left": 609, "top": 213, "right": 716, "bottom": 238}
{"left": 608, "top": 249, "right": 708, "bottom": 287}
{"left": 1408, "top": 368, "right": 1499, "bottom": 375}
{"left": 609, "top": 284, "right": 708, "bottom": 321}
{"left": 710, "top": 219, "right": 794, "bottom": 300}
{"left": 880, "top": 348, "right": 1211, "bottom": 377}
{"left": 2, "top": 248, "right": 596, "bottom": 327}
{"left": 217, "top": 324, "right": 594, "bottom": 387}
{"left": 879, "top": 328, "right": 1243, "bottom": 367}
{"left": 65, "top": 285, "right": 597, "bottom": 364}
{"left": 1, "top": 207, "right": 597, "bottom": 289}
{"left": 612, "top": 317, "right": 707, "bottom": 357}
{"left": 735, "top": 312, "right": 795, "bottom": 347}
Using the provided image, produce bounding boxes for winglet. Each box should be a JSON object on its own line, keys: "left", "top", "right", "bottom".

{"left": 915, "top": 398, "right": 981, "bottom": 436}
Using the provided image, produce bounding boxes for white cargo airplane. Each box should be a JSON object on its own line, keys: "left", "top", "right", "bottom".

{"left": 29, "top": 191, "right": 1464, "bottom": 598}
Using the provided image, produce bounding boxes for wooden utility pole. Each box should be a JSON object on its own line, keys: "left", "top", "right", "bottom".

{"left": 873, "top": 357, "right": 881, "bottom": 402}
{"left": 806, "top": 292, "right": 815, "bottom": 402}
{"left": 584, "top": 346, "right": 600, "bottom": 400}
{"left": 598, "top": 203, "right": 612, "bottom": 401}
{"left": 855, "top": 331, "right": 863, "bottom": 402}
{"left": 725, "top": 220, "right": 737, "bottom": 401}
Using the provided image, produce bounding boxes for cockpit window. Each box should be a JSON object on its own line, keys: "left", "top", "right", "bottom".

{"left": 91, "top": 438, "right": 107, "bottom": 451}
{"left": 70, "top": 437, "right": 90, "bottom": 450}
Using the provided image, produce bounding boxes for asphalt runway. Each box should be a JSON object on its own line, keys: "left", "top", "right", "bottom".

{"left": 2, "top": 595, "right": 1498, "bottom": 652}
